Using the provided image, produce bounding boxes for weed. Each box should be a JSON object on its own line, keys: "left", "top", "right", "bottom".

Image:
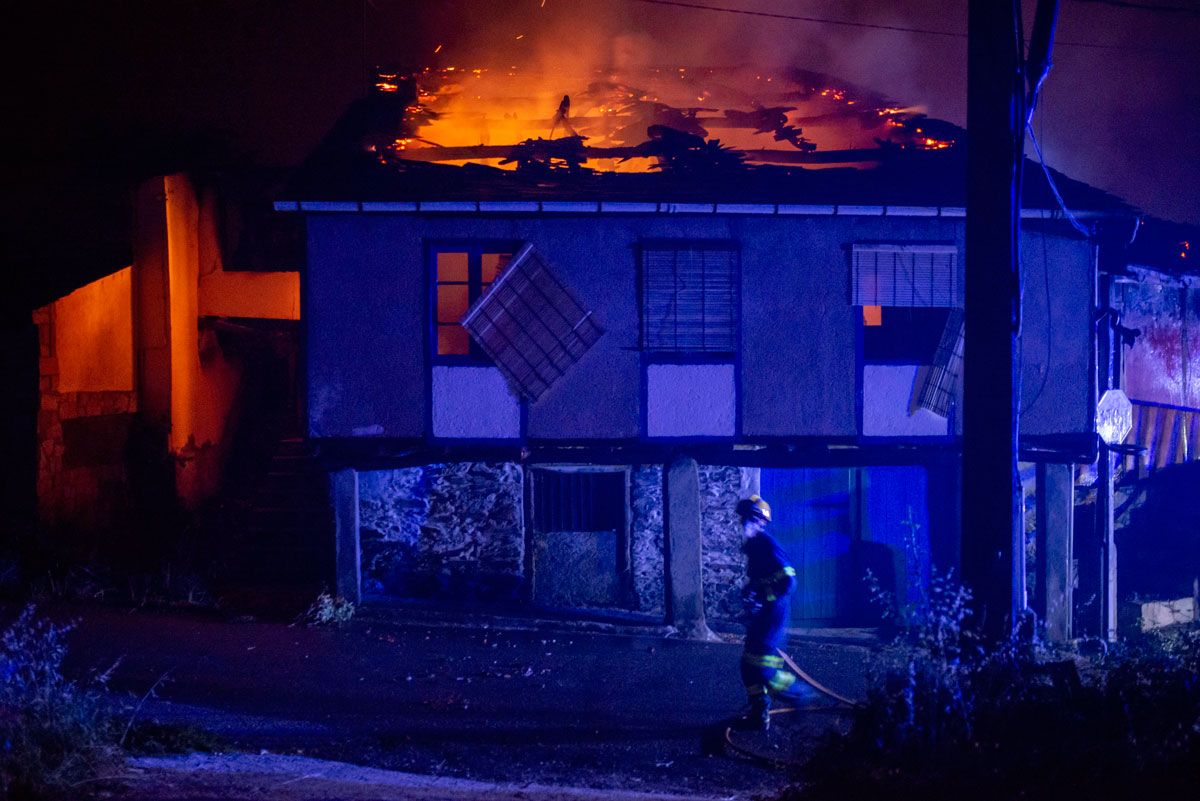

{"left": 302, "top": 592, "right": 356, "bottom": 626}
{"left": 0, "top": 606, "right": 122, "bottom": 799}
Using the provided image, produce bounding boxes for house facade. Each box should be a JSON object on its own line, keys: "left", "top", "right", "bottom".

{"left": 282, "top": 185, "right": 1105, "bottom": 633}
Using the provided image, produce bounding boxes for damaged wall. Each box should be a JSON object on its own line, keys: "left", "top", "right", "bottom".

{"left": 359, "top": 463, "right": 525, "bottom": 602}
{"left": 33, "top": 280, "right": 137, "bottom": 536}
{"left": 1118, "top": 280, "right": 1200, "bottom": 408}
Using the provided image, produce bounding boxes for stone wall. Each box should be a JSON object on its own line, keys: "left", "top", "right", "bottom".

{"left": 34, "top": 306, "right": 137, "bottom": 537}
{"left": 630, "top": 464, "right": 749, "bottom": 623}
{"left": 359, "top": 462, "right": 525, "bottom": 602}
{"left": 357, "top": 460, "right": 749, "bottom": 620}
{"left": 630, "top": 466, "right": 665, "bottom": 615}
{"left": 700, "top": 465, "right": 749, "bottom": 623}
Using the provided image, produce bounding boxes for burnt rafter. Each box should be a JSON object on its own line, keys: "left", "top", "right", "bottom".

{"left": 498, "top": 135, "right": 593, "bottom": 175}
{"left": 389, "top": 65, "right": 966, "bottom": 175}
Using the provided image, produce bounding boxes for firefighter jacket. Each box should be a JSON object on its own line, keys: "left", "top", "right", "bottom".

{"left": 741, "top": 532, "right": 797, "bottom": 655}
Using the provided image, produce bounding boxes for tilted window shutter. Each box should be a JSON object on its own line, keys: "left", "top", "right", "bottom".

{"left": 851, "top": 245, "right": 960, "bottom": 308}
{"left": 462, "top": 245, "right": 603, "bottom": 401}
{"left": 912, "top": 308, "right": 965, "bottom": 418}
{"left": 642, "top": 247, "right": 736, "bottom": 352}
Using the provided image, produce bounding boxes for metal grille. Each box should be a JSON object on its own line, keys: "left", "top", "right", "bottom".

{"left": 914, "top": 308, "right": 965, "bottom": 418}
{"left": 462, "top": 244, "right": 603, "bottom": 400}
{"left": 852, "top": 245, "right": 960, "bottom": 308}
{"left": 534, "top": 470, "right": 625, "bottom": 532}
{"left": 642, "top": 247, "right": 736, "bottom": 352}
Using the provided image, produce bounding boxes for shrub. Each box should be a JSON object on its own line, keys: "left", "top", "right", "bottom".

{"left": 303, "top": 592, "right": 356, "bottom": 626}
{"left": 794, "top": 571, "right": 1200, "bottom": 801}
{"left": 0, "top": 606, "right": 122, "bottom": 799}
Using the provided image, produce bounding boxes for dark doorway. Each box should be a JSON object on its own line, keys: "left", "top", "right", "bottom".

{"left": 529, "top": 468, "right": 630, "bottom": 610}
{"left": 759, "top": 466, "right": 931, "bottom": 627}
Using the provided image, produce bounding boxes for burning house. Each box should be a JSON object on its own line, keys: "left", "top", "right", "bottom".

{"left": 269, "top": 64, "right": 1156, "bottom": 637}
{"left": 25, "top": 58, "right": 1199, "bottom": 637}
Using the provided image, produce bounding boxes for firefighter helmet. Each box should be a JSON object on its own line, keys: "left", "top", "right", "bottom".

{"left": 736, "top": 494, "right": 772, "bottom": 523}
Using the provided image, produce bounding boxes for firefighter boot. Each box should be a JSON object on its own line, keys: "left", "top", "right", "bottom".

{"left": 733, "top": 692, "right": 771, "bottom": 732}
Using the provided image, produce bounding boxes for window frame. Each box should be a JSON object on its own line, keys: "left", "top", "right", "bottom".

{"left": 637, "top": 239, "right": 742, "bottom": 440}
{"left": 525, "top": 465, "right": 634, "bottom": 609}
{"left": 637, "top": 239, "right": 740, "bottom": 360}
{"left": 426, "top": 240, "right": 521, "bottom": 365}
{"left": 849, "top": 241, "right": 961, "bottom": 437}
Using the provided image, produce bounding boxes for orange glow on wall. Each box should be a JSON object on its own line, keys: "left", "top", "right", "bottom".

{"left": 53, "top": 267, "right": 135, "bottom": 393}
{"left": 863, "top": 305, "right": 883, "bottom": 326}
{"left": 165, "top": 174, "right": 201, "bottom": 458}
{"left": 199, "top": 271, "right": 300, "bottom": 320}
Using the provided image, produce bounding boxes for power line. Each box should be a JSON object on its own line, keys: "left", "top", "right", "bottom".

{"left": 631, "top": 0, "right": 1195, "bottom": 56}
{"left": 1071, "top": 0, "right": 1200, "bottom": 16}
{"left": 631, "top": 0, "right": 961, "bottom": 38}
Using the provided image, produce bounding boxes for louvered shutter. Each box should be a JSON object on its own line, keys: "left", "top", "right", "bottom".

{"left": 642, "top": 247, "right": 736, "bottom": 352}
{"left": 912, "top": 308, "right": 965, "bottom": 418}
{"left": 852, "top": 245, "right": 960, "bottom": 308}
{"left": 462, "top": 245, "right": 603, "bottom": 400}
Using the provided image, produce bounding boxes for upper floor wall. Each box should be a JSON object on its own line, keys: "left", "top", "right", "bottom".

{"left": 302, "top": 210, "right": 1094, "bottom": 445}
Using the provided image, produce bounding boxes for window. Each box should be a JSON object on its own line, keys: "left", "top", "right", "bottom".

{"left": 534, "top": 470, "right": 625, "bottom": 532}
{"left": 851, "top": 245, "right": 958, "bottom": 308}
{"left": 851, "top": 244, "right": 962, "bottom": 421}
{"left": 432, "top": 245, "right": 514, "bottom": 358}
{"left": 461, "top": 245, "right": 603, "bottom": 400}
{"left": 641, "top": 244, "right": 736, "bottom": 353}
{"left": 862, "top": 307, "right": 953, "bottom": 363}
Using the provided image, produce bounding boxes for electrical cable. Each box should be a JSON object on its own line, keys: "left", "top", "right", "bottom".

{"left": 1025, "top": 122, "right": 1092, "bottom": 238}
{"left": 1071, "top": 0, "right": 1200, "bottom": 15}
{"left": 630, "top": 0, "right": 1197, "bottom": 55}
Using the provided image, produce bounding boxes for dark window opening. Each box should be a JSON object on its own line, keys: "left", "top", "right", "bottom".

{"left": 862, "top": 307, "right": 951, "bottom": 364}
{"left": 534, "top": 470, "right": 625, "bottom": 532}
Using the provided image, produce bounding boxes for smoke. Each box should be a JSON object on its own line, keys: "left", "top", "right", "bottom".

{"left": 398, "top": 0, "right": 1197, "bottom": 221}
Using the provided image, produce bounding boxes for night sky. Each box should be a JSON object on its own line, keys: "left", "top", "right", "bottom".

{"left": 7, "top": 0, "right": 1199, "bottom": 305}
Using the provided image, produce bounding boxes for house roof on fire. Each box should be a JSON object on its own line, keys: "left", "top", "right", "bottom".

{"left": 279, "top": 71, "right": 1133, "bottom": 218}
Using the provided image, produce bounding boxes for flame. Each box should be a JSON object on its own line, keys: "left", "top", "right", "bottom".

{"left": 386, "top": 64, "right": 957, "bottom": 173}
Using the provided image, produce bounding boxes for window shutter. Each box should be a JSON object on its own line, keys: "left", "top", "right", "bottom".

{"left": 642, "top": 247, "right": 736, "bottom": 352}
{"left": 912, "top": 308, "right": 965, "bottom": 418}
{"left": 462, "top": 245, "right": 603, "bottom": 401}
{"left": 852, "top": 245, "right": 960, "bottom": 308}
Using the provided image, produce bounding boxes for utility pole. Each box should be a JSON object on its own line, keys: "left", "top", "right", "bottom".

{"left": 963, "top": 0, "right": 1026, "bottom": 640}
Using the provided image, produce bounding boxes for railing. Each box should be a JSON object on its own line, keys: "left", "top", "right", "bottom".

{"left": 1124, "top": 399, "right": 1200, "bottom": 475}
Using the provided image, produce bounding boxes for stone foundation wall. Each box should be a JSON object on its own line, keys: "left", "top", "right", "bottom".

{"left": 34, "top": 307, "right": 136, "bottom": 537}
{"left": 700, "top": 465, "right": 748, "bottom": 623}
{"left": 630, "top": 464, "right": 750, "bottom": 622}
{"left": 357, "top": 460, "right": 750, "bottom": 620}
{"left": 359, "top": 462, "right": 525, "bottom": 601}
{"left": 630, "top": 466, "right": 665, "bottom": 615}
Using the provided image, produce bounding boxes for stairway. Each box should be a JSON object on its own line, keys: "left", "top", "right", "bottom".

{"left": 221, "top": 438, "right": 333, "bottom": 611}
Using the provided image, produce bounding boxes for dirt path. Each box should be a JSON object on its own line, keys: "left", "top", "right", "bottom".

{"left": 35, "top": 603, "right": 869, "bottom": 797}
{"left": 106, "top": 753, "right": 741, "bottom": 801}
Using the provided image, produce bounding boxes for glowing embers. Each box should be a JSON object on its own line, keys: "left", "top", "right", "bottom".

{"left": 388, "top": 65, "right": 961, "bottom": 173}
{"left": 461, "top": 245, "right": 603, "bottom": 400}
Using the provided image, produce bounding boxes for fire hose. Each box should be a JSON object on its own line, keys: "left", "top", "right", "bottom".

{"left": 720, "top": 647, "right": 862, "bottom": 765}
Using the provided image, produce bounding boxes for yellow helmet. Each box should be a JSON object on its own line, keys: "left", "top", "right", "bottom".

{"left": 735, "top": 494, "right": 772, "bottom": 523}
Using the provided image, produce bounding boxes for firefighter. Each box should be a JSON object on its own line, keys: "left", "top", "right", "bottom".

{"left": 735, "top": 494, "right": 802, "bottom": 731}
